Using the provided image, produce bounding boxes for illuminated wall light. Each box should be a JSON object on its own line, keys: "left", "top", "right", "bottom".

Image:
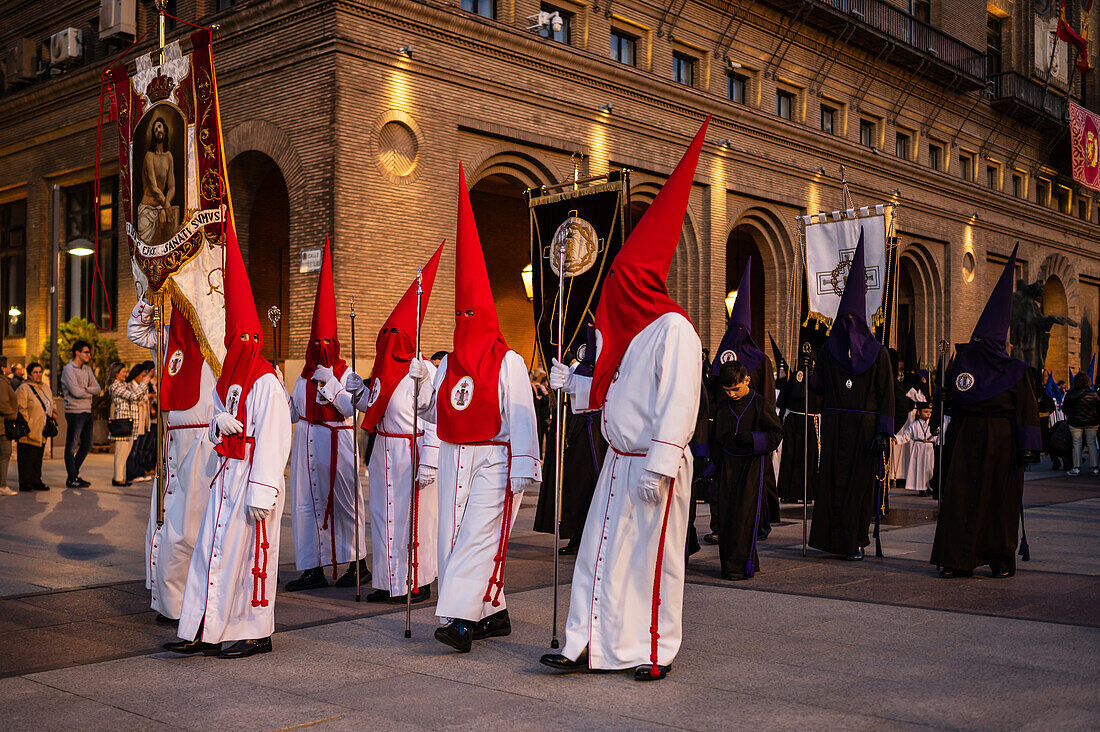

{"left": 598, "top": 102, "right": 613, "bottom": 114}
{"left": 521, "top": 263, "right": 533, "bottom": 300}
{"left": 589, "top": 120, "right": 609, "bottom": 177}
{"left": 398, "top": 44, "right": 413, "bottom": 57}
{"left": 716, "top": 138, "right": 732, "bottom": 148}
{"left": 68, "top": 238, "right": 94, "bottom": 256}
{"left": 725, "top": 290, "right": 738, "bottom": 317}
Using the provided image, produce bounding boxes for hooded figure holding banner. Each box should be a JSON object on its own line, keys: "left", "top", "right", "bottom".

{"left": 348, "top": 243, "right": 444, "bottom": 603}
{"left": 932, "top": 244, "right": 1040, "bottom": 578}
{"left": 285, "top": 240, "right": 369, "bottom": 592}
{"left": 808, "top": 231, "right": 894, "bottom": 560}
{"left": 128, "top": 297, "right": 219, "bottom": 622}
{"left": 167, "top": 229, "right": 292, "bottom": 659}
{"left": 408, "top": 167, "right": 542, "bottom": 653}
{"left": 541, "top": 119, "right": 706, "bottom": 681}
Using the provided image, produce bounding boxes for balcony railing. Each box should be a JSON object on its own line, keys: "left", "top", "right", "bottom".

{"left": 758, "top": 0, "right": 987, "bottom": 88}
{"left": 989, "top": 71, "right": 1068, "bottom": 128}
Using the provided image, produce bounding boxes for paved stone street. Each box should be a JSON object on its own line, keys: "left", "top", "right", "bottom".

{"left": 0, "top": 452, "right": 1097, "bottom": 730}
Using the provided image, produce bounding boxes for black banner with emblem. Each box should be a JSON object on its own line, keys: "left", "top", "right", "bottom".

{"left": 528, "top": 171, "right": 627, "bottom": 366}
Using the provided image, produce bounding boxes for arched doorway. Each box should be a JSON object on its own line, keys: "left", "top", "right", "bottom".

{"left": 1043, "top": 276, "right": 1070, "bottom": 377}
{"left": 228, "top": 151, "right": 290, "bottom": 366}
{"left": 469, "top": 173, "right": 535, "bottom": 365}
{"left": 725, "top": 225, "right": 765, "bottom": 343}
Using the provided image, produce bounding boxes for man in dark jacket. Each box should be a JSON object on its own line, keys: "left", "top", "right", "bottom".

{"left": 1062, "top": 372, "right": 1099, "bottom": 476}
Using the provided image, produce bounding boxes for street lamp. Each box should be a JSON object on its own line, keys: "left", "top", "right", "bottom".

{"left": 67, "top": 238, "right": 94, "bottom": 256}
{"left": 725, "top": 290, "right": 738, "bottom": 317}
{"left": 521, "top": 263, "right": 534, "bottom": 300}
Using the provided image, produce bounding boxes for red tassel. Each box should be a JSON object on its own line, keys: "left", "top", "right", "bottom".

{"left": 648, "top": 479, "right": 675, "bottom": 670}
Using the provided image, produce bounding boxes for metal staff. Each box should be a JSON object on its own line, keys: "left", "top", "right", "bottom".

{"left": 406, "top": 267, "right": 423, "bottom": 639}
{"left": 801, "top": 342, "right": 810, "bottom": 557}
{"left": 267, "top": 306, "right": 281, "bottom": 368}
{"left": 550, "top": 231, "right": 567, "bottom": 650}
{"left": 350, "top": 295, "right": 362, "bottom": 602}
{"left": 935, "top": 338, "right": 949, "bottom": 508}
{"left": 153, "top": 290, "right": 167, "bottom": 526}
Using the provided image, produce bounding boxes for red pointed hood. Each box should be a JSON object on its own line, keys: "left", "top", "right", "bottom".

{"left": 215, "top": 226, "right": 274, "bottom": 457}
{"left": 437, "top": 164, "right": 511, "bottom": 443}
{"left": 301, "top": 239, "right": 349, "bottom": 423}
{"left": 361, "top": 241, "right": 445, "bottom": 431}
{"left": 588, "top": 116, "right": 708, "bottom": 407}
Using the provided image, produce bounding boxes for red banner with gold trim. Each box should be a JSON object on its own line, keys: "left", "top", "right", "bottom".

{"left": 1069, "top": 101, "right": 1100, "bottom": 193}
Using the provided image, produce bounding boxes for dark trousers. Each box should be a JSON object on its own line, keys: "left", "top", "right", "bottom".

{"left": 64, "top": 412, "right": 93, "bottom": 481}
{"left": 17, "top": 442, "right": 44, "bottom": 490}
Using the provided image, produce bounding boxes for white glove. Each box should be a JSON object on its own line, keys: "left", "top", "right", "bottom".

{"left": 632, "top": 470, "right": 668, "bottom": 505}
{"left": 416, "top": 463, "right": 437, "bottom": 489}
{"left": 214, "top": 411, "right": 243, "bottom": 437}
{"left": 409, "top": 358, "right": 430, "bottom": 380}
{"left": 247, "top": 505, "right": 271, "bottom": 522}
{"left": 313, "top": 365, "right": 334, "bottom": 383}
{"left": 345, "top": 371, "right": 365, "bottom": 401}
{"left": 549, "top": 358, "right": 573, "bottom": 391}
{"left": 510, "top": 477, "right": 537, "bottom": 495}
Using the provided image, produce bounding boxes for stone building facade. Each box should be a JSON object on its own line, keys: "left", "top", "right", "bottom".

{"left": 1, "top": 0, "right": 1097, "bottom": 383}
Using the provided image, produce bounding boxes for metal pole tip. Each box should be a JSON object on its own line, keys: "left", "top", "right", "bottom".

{"left": 404, "top": 630, "right": 412, "bottom": 639}
{"left": 550, "top": 639, "right": 559, "bottom": 649}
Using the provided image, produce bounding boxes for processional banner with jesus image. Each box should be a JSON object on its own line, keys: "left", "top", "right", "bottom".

{"left": 801, "top": 207, "right": 890, "bottom": 329}
{"left": 107, "top": 28, "right": 232, "bottom": 371}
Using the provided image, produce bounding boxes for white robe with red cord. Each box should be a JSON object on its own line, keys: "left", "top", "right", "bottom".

{"left": 288, "top": 370, "right": 368, "bottom": 572}
{"left": 562, "top": 313, "right": 702, "bottom": 670}
{"left": 358, "top": 366, "right": 441, "bottom": 595}
{"left": 177, "top": 372, "right": 292, "bottom": 644}
{"left": 894, "top": 417, "right": 938, "bottom": 492}
{"left": 128, "top": 302, "right": 219, "bottom": 620}
{"left": 422, "top": 351, "right": 542, "bottom": 622}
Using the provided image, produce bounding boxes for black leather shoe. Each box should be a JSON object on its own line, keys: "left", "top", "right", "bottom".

{"left": 65, "top": 480, "right": 81, "bottom": 488}
{"left": 989, "top": 563, "right": 1015, "bottom": 578}
{"left": 163, "top": 638, "right": 221, "bottom": 655}
{"left": 365, "top": 588, "right": 391, "bottom": 602}
{"left": 33, "top": 484, "right": 50, "bottom": 491}
{"left": 217, "top": 637, "right": 272, "bottom": 659}
{"left": 284, "top": 566, "right": 328, "bottom": 592}
{"left": 75, "top": 477, "right": 91, "bottom": 487}
{"left": 155, "top": 613, "right": 177, "bottom": 625}
{"left": 390, "top": 585, "right": 432, "bottom": 604}
{"left": 558, "top": 542, "right": 579, "bottom": 556}
{"left": 723, "top": 571, "right": 748, "bottom": 581}
{"left": 702, "top": 533, "right": 719, "bottom": 545}
{"left": 334, "top": 560, "right": 372, "bottom": 588}
{"left": 539, "top": 649, "right": 589, "bottom": 672}
{"left": 757, "top": 527, "right": 771, "bottom": 541}
{"left": 434, "top": 619, "right": 473, "bottom": 653}
{"left": 112, "top": 479, "right": 131, "bottom": 487}
{"left": 473, "top": 609, "right": 510, "bottom": 640}
{"left": 844, "top": 548, "right": 864, "bottom": 561}
{"left": 634, "top": 664, "right": 671, "bottom": 681}
{"left": 938, "top": 567, "right": 974, "bottom": 578}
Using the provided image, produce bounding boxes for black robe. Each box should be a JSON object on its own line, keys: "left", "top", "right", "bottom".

{"left": 533, "top": 409, "right": 607, "bottom": 539}
{"left": 808, "top": 347, "right": 894, "bottom": 555}
{"left": 931, "top": 370, "right": 1039, "bottom": 573}
{"left": 776, "top": 368, "right": 822, "bottom": 502}
{"left": 713, "top": 389, "right": 783, "bottom": 577}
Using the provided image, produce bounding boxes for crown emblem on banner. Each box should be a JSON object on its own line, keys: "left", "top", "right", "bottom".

{"left": 147, "top": 72, "right": 176, "bottom": 103}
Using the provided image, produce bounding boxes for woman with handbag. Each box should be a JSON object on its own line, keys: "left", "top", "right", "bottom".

{"left": 15, "top": 363, "right": 56, "bottom": 492}
{"left": 108, "top": 362, "right": 148, "bottom": 487}
{"left": 125, "top": 362, "right": 155, "bottom": 483}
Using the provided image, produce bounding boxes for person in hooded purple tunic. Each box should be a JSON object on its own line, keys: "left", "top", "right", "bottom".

{"left": 808, "top": 232, "right": 894, "bottom": 560}
{"left": 931, "top": 245, "right": 1040, "bottom": 578}
{"left": 708, "top": 257, "right": 779, "bottom": 541}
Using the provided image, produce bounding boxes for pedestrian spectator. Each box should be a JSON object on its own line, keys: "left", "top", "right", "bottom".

{"left": 530, "top": 366, "right": 552, "bottom": 447}
{"left": 1062, "top": 372, "right": 1100, "bottom": 476}
{"left": 123, "top": 362, "right": 155, "bottom": 483}
{"left": 61, "top": 340, "right": 101, "bottom": 488}
{"left": 9, "top": 363, "right": 24, "bottom": 391}
{"left": 430, "top": 350, "right": 447, "bottom": 367}
{"left": 0, "top": 356, "right": 18, "bottom": 496}
{"left": 107, "top": 362, "right": 148, "bottom": 487}
{"left": 15, "top": 363, "right": 54, "bottom": 492}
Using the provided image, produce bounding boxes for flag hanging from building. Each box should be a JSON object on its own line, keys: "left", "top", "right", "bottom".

{"left": 1058, "top": 0, "right": 1092, "bottom": 74}
{"left": 107, "top": 28, "right": 231, "bottom": 370}
{"left": 800, "top": 206, "right": 890, "bottom": 329}
{"left": 528, "top": 172, "right": 626, "bottom": 364}
{"left": 1068, "top": 101, "right": 1100, "bottom": 192}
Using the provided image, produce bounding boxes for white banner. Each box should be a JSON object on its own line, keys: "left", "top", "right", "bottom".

{"left": 802, "top": 207, "right": 888, "bottom": 327}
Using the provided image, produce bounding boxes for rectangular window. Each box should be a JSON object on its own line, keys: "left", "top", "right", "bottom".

{"left": 610, "top": 30, "right": 637, "bottom": 66}
{"left": 958, "top": 152, "right": 973, "bottom": 181}
{"left": 908, "top": 0, "right": 930, "bottom": 22}
{"left": 860, "top": 119, "right": 875, "bottom": 147}
{"left": 896, "top": 132, "right": 910, "bottom": 159}
{"left": 64, "top": 178, "right": 117, "bottom": 327}
{"left": 986, "top": 165, "right": 998, "bottom": 189}
{"left": 929, "top": 143, "right": 942, "bottom": 170}
{"left": 1012, "top": 173, "right": 1024, "bottom": 198}
{"left": 727, "top": 73, "right": 747, "bottom": 104}
{"left": 820, "top": 105, "right": 836, "bottom": 134}
{"left": 539, "top": 5, "right": 571, "bottom": 44}
{"left": 461, "top": 0, "right": 494, "bottom": 19}
{"left": 1058, "top": 186, "right": 1071, "bottom": 214}
{"left": 673, "top": 52, "right": 695, "bottom": 86}
{"left": 216, "top": 0, "right": 235, "bottom": 10}
{"left": 1037, "top": 178, "right": 1051, "bottom": 206}
{"left": 776, "top": 90, "right": 794, "bottom": 120}
{"left": 1079, "top": 199, "right": 1090, "bottom": 220}
{"left": 987, "top": 14, "right": 1003, "bottom": 77}
{"left": 0, "top": 200, "right": 26, "bottom": 338}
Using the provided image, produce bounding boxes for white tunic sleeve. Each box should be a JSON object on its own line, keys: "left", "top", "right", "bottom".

{"left": 500, "top": 351, "right": 542, "bottom": 482}
{"left": 418, "top": 362, "right": 440, "bottom": 469}
{"left": 421, "top": 356, "right": 445, "bottom": 423}
{"left": 644, "top": 320, "right": 703, "bottom": 479}
{"left": 245, "top": 373, "right": 293, "bottom": 510}
{"left": 316, "top": 370, "right": 355, "bottom": 417}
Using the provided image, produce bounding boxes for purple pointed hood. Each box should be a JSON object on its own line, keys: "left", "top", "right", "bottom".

{"left": 713, "top": 256, "right": 765, "bottom": 374}
{"left": 952, "top": 243, "right": 1029, "bottom": 405}
{"left": 824, "top": 229, "right": 882, "bottom": 375}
